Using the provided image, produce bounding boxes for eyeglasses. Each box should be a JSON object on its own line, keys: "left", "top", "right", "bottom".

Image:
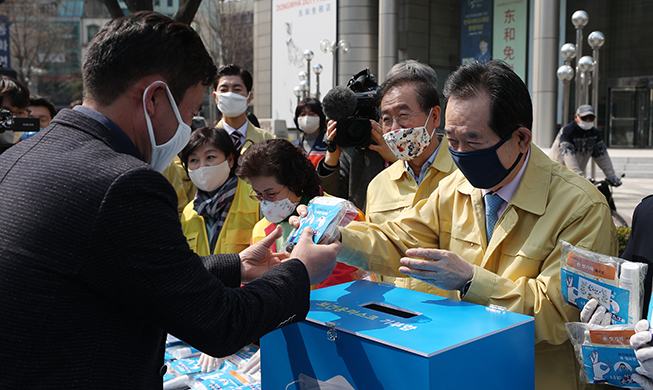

{"left": 580, "top": 115, "right": 596, "bottom": 122}
{"left": 381, "top": 110, "right": 424, "bottom": 129}
{"left": 13, "top": 109, "right": 31, "bottom": 118}
{"left": 249, "top": 185, "right": 287, "bottom": 202}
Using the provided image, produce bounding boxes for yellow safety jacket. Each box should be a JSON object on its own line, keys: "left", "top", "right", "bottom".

{"left": 161, "top": 156, "right": 197, "bottom": 218}
{"left": 341, "top": 145, "right": 618, "bottom": 390}
{"left": 365, "top": 138, "right": 457, "bottom": 294}
{"left": 181, "top": 179, "right": 260, "bottom": 256}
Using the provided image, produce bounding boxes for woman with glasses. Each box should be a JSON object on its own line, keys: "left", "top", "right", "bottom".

{"left": 237, "top": 138, "right": 363, "bottom": 288}
{"left": 179, "top": 127, "right": 260, "bottom": 255}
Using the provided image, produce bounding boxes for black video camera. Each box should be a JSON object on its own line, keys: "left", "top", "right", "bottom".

{"left": 0, "top": 108, "right": 40, "bottom": 133}
{"left": 335, "top": 68, "right": 379, "bottom": 148}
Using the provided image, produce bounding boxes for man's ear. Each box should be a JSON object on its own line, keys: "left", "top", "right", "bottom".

{"left": 430, "top": 106, "right": 442, "bottom": 129}
{"left": 516, "top": 126, "right": 532, "bottom": 152}
{"left": 247, "top": 91, "right": 254, "bottom": 105}
{"left": 143, "top": 81, "right": 168, "bottom": 118}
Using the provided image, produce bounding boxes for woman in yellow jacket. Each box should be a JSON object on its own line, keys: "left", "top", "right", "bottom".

{"left": 180, "top": 127, "right": 260, "bottom": 255}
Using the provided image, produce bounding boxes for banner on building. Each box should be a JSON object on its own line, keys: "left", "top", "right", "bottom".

{"left": 493, "top": 0, "right": 528, "bottom": 82}
{"left": 460, "top": 0, "right": 493, "bottom": 66}
{"left": 271, "top": 0, "right": 336, "bottom": 127}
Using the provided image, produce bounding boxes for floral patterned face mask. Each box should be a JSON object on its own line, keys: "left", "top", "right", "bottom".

{"left": 382, "top": 108, "right": 434, "bottom": 161}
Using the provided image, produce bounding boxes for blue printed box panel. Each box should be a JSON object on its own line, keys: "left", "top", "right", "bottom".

{"left": 262, "top": 280, "right": 535, "bottom": 389}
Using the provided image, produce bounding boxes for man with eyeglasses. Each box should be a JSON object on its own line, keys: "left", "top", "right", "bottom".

{"left": 550, "top": 104, "right": 622, "bottom": 186}
{"left": 363, "top": 60, "right": 456, "bottom": 294}
{"left": 0, "top": 75, "right": 30, "bottom": 153}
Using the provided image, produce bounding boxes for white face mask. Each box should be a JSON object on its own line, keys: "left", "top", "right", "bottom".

{"left": 217, "top": 91, "right": 249, "bottom": 117}
{"left": 143, "top": 81, "right": 191, "bottom": 172}
{"left": 577, "top": 120, "right": 594, "bottom": 130}
{"left": 382, "top": 108, "right": 434, "bottom": 161}
{"left": 298, "top": 115, "right": 321, "bottom": 135}
{"left": 260, "top": 197, "right": 300, "bottom": 223}
{"left": 188, "top": 159, "right": 231, "bottom": 192}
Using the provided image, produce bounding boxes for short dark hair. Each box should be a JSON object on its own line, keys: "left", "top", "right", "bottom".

{"left": 293, "top": 98, "right": 326, "bottom": 132}
{"left": 443, "top": 60, "right": 532, "bottom": 138}
{"left": 236, "top": 139, "right": 321, "bottom": 198}
{"left": 83, "top": 11, "right": 217, "bottom": 107}
{"left": 214, "top": 64, "right": 253, "bottom": 93}
{"left": 180, "top": 127, "right": 240, "bottom": 176}
{"left": 28, "top": 96, "right": 57, "bottom": 119}
{"left": 378, "top": 60, "right": 440, "bottom": 112}
{"left": 0, "top": 76, "right": 30, "bottom": 108}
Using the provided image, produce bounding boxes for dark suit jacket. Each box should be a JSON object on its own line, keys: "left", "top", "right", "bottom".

{"left": 0, "top": 109, "right": 310, "bottom": 389}
{"left": 622, "top": 194, "right": 653, "bottom": 318}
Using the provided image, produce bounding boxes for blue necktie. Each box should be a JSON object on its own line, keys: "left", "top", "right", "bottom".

{"left": 484, "top": 193, "right": 504, "bottom": 243}
{"left": 231, "top": 132, "right": 243, "bottom": 150}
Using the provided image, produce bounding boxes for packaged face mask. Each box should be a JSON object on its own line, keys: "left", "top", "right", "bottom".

{"left": 566, "top": 322, "right": 640, "bottom": 388}
{"left": 283, "top": 196, "right": 359, "bottom": 252}
{"left": 560, "top": 240, "right": 648, "bottom": 325}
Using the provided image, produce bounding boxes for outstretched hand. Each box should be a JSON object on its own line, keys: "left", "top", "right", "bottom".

{"left": 239, "top": 225, "right": 289, "bottom": 283}
{"left": 398, "top": 248, "right": 475, "bottom": 291}
{"left": 289, "top": 227, "right": 341, "bottom": 285}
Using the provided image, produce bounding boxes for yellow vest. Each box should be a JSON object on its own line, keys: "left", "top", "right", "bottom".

{"left": 161, "top": 156, "right": 197, "bottom": 218}
{"left": 365, "top": 139, "right": 457, "bottom": 294}
{"left": 181, "top": 180, "right": 260, "bottom": 255}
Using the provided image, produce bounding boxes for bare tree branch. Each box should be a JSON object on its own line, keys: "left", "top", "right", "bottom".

{"left": 103, "top": 0, "right": 124, "bottom": 19}
{"left": 174, "top": 0, "right": 202, "bottom": 25}
{"left": 124, "top": 0, "right": 153, "bottom": 13}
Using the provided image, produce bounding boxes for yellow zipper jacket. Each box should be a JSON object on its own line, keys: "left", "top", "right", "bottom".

{"left": 365, "top": 137, "right": 457, "bottom": 295}
{"left": 341, "top": 145, "right": 618, "bottom": 390}
{"left": 181, "top": 179, "right": 260, "bottom": 256}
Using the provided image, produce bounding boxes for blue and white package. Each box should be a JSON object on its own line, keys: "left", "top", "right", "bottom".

{"left": 560, "top": 240, "right": 647, "bottom": 324}
{"left": 284, "top": 196, "right": 358, "bottom": 252}
{"left": 567, "top": 322, "right": 640, "bottom": 388}
{"left": 168, "top": 357, "right": 203, "bottom": 375}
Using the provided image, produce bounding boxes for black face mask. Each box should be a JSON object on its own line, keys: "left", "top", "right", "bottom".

{"left": 448, "top": 127, "right": 523, "bottom": 189}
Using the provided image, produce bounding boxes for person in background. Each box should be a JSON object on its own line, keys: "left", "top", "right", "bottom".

{"left": 0, "top": 75, "right": 30, "bottom": 153}
{"left": 213, "top": 64, "right": 274, "bottom": 153}
{"left": 237, "top": 138, "right": 362, "bottom": 289}
{"left": 297, "top": 60, "right": 617, "bottom": 389}
{"left": 292, "top": 98, "right": 328, "bottom": 168}
{"left": 0, "top": 11, "right": 340, "bottom": 389}
{"left": 550, "top": 104, "right": 622, "bottom": 187}
{"left": 365, "top": 59, "right": 457, "bottom": 293}
{"left": 474, "top": 35, "right": 491, "bottom": 64}
{"left": 17, "top": 95, "right": 57, "bottom": 141}
{"left": 180, "top": 126, "right": 260, "bottom": 255}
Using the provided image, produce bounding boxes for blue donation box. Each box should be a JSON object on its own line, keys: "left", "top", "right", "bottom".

{"left": 261, "top": 280, "right": 534, "bottom": 389}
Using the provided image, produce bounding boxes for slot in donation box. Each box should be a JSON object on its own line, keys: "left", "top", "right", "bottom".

{"left": 261, "top": 280, "right": 534, "bottom": 389}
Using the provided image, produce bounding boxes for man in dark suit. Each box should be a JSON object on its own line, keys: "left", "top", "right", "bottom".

{"left": 0, "top": 11, "right": 340, "bottom": 389}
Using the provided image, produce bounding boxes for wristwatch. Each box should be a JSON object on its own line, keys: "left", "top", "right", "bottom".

{"left": 461, "top": 278, "right": 473, "bottom": 297}
{"left": 323, "top": 133, "right": 338, "bottom": 153}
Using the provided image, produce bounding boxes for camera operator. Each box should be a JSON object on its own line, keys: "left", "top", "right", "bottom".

{"left": 317, "top": 69, "right": 397, "bottom": 211}
{"left": 0, "top": 75, "right": 30, "bottom": 153}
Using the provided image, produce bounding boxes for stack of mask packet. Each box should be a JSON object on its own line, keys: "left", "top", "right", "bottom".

{"left": 283, "top": 196, "right": 360, "bottom": 252}
{"left": 560, "top": 241, "right": 648, "bottom": 388}
{"left": 163, "top": 335, "right": 261, "bottom": 390}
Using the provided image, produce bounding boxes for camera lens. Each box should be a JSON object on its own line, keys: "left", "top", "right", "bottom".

{"left": 343, "top": 121, "right": 367, "bottom": 144}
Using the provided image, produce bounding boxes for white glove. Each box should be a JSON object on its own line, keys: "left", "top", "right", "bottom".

{"left": 580, "top": 298, "right": 612, "bottom": 325}
{"left": 198, "top": 353, "right": 224, "bottom": 373}
{"left": 632, "top": 367, "right": 653, "bottom": 390}
{"left": 606, "top": 175, "right": 622, "bottom": 187}
{"left": 631, "top": 320, "right": 653, "bottom": 380}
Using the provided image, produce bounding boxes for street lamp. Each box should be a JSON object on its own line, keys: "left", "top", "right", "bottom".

{"left": 299, "top": 80, "right": 310, "bottom": 101}
{"left": 303, "top": 50, "right": 314, "bottom": 97}
{"left": 572, "top": 10, "right": 589, "bottom": 110}
{"left": 578, "top": 55, "right": 594, "bottom": 105}
{"left": 320, "top": 38, "right": 350, "bottom": 88}
{"left": 312, "top": 63, "right": 323, "bottom": 100}
{"left": 557, "top": 65, "right": 574, "bottom": 126}
{"left": 588, "top": 31, "right": 605, "bottom": 125}
{"left": 293, "top": 86, "right": 302, "bottom": 106}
